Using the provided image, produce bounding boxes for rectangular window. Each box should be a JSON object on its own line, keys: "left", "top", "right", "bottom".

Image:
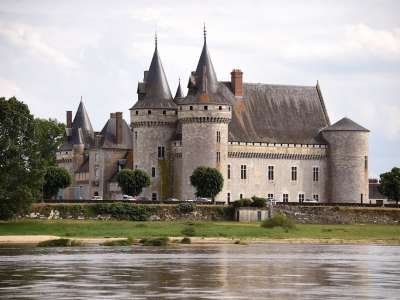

{"left": 151, "top": 193, "right": 157, "bottom": 201}
{"left": 227, "top": 164, "right": 231, "bottom": 179}
{"left": 298, "top": 193, "right": 304, "bottom": 203}
{"left": 216, "top": 152, "right": 220, "bottom": 162}
{"left": 204, "top": 105, "right": 208, "bottom": 110}
{"left": 283, "top": 193, "right": 289, "bottom": 203}
{"left": 158, "top": 146, "right": 165, "bottom": 159}
{"left": 365, "top": 156, "right": 368, "bottom": 170}
{"left": 313, "top": 167, "right": 319, "bottom": 182}
{"left": 291, "top": 166, "right": 297, "bottom": 181}
{"left": 216, "top": 131, "right": 221, "bottom": 143}
{"left": 240, "top": 193, "right": 243, "bottom": 199}
{"left": 257, "top": 211, "right": 262, "bottom": 221}
{"left": 241, "top": 165, "right": 247, "bottom": 180}
{"left": 227, "top": 192, "right": 231, "bottom": 204}
{"left": 313, "top": 194, "right": 319, "bottom": 202}
{"left": 151, "top": 167, "right": 156, "bottom": 178}
{"left": 268, "top": 165, "right": 274, "bottom": 181}
{"left": 134, "top": 131, "right": 138, "bottom": 141}
{"left": 267, "top": 193, "right": 274, "bottom": 200}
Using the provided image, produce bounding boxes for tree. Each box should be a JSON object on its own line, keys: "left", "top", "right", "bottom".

{"left": 379, "top": 167, "right": 400, "bottom": 205}
{"left": 43, "top": 166, "right": 71, "bottom": 199}
{"left": 117, "top": 169, "right": 151, "bottom": 197}
{"left": 190, "top": 166, "right": 224, "bottom": 203}
{"left": 0, "top": 97, "right": 43, "bottom": 219}
{"left": 33, "top": 118, "right": 65, "bottom": 167}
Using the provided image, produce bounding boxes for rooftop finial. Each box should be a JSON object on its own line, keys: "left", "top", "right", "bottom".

{"left": 80, "top": 95, "right": 82, "bottom": 102}
{"left": 203, "top": 23, "right": 207, "bottom": 43}
{"left": 155, "top": 31, "right": 158, "bottom": 49}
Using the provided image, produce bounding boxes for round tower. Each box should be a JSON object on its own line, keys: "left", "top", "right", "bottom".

{"left": 321, "top": 117, "right": 369, "bottom": 203}
{"left": 177, "top": 28, "right": 232, "bottom": 202}
{"left": 130, "top": 37, "right": 177, "bottom": 201}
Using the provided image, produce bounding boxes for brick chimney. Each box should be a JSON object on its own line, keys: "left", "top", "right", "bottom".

{"left": 231, "top": 69, "right": 243, "bottom": 97}
{"left": 111, "top": 112, "right": 123, "bottom": 144}
{"left": 66, "top": 111, "right": 72, "bottom": 128}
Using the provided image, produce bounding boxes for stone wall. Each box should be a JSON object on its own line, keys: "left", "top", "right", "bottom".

{"left": 275, "top": 205, "right": 400, "bottom": 224}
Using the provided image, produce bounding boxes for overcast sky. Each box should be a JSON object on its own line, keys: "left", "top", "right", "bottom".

{"left": 0, "top": 0, "right": 399, "bottom": 177}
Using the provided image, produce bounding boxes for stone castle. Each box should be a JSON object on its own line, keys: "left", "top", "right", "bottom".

{"left": 56, "top": 30, "right": 369, "bottom": 203}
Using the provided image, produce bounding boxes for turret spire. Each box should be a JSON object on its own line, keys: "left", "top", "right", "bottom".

{"left": 203, "top": 23, "right": 207, "bottom": 43}
{"left": 174, "top": 78, "right": 184, "bottom": 99}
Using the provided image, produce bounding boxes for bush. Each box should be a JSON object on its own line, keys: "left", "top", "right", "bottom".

{"left": 37, "top": 238, "right": 81, "bottom": 247}
{"left": 232, "top": 198, "right": 252, "bottom": 208}
{"left": 140, "top": 237, "right": 169, "bottom": 246}
{"left": 102, "top": 237, "right": 134, "bottom": 246}
{"left": 181, "top": 227, "right": 196, "bottom": 236}
{"left": 181, "top": 237, "right": 191, "bottom": 244}
{"left": 251, "top": 196, "right": 266, "bottom": 207}
{"left": 95, "top": 203, "right": 159, "bottom": 221}
{"left": 177, "top": 202, "right": 196, "bottom": 214}
{"left": 261, "top": 213, "right": 295, "bottom": 229}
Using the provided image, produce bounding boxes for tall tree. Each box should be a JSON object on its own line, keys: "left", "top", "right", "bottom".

{"left": 43, "top": 166, "right": 71, "bottom": 199}
{"left": 379, "top": 167, "right": 400, "bottom": 205}
{"left": 117, "top": 169, "right": 151, "bottom": 197}
{"left": 33, "top": 118, "right": 65, "bottom": 167}
{"left": 190, "top": 166, "right": 224, "bottom": 203}
{"left": 0, "top": 97, "right": 43, "bottom": 219}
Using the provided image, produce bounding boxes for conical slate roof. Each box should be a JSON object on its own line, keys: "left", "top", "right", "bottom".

{"left": 99, "top": 116, "right": 132, "bottom": 149}
{"left": 174, "top": 79, "right": 184, "bottom": 99}
{"left": 193, "top": 36, "right": 218, "bottom": 94}
{"left": 72, "top": 101, "right": 94, "bottom": 135}
{"left": 132, "top": 39, "right": 176, "bottom": 109}
{"left": 322, "top": 117, "right": 369, "bottom": 132}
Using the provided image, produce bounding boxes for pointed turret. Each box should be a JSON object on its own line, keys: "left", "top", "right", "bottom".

{"left": 191, "top": 25, "right": 218, "bottom": 94}
{"left": 72, "top": 100, "right": 94, "bottom": 135}
{"left": 132, "top": 35, "right": 176, "bottom": 109}
{"left": 174, "top": 79, "right": 184, "bottom": 99}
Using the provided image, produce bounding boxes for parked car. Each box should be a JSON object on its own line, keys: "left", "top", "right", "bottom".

{"left": 196, "top": 197, "right": 212, "bottom": 203}
{"left": 266, "top": 198, "right": 277, "bottom": 205}
{"left": 166, "top": 197, "right": 180, "bottom": 202}
{"left": 91, "top": 195, "right": 103, "bottom": 200}
{"left": 122, "top": 195, "right": 136, "bottom": 200}
{"left": 304, "top": 198, "right": 319, "bottom": 203}
{"left": 136, "top": 196, "right": 149, "bottom": 201}
{"left": 185, "top": 199, "right": 194, "bottom": 202}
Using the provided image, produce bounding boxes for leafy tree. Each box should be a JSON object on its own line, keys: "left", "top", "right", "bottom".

{"left": 117, "top": 169, "right": 151, "bottom": 197}
{"left": 190, "top": 166, "right": 224, "bottom": 203}
{"left": 0, "top": 97, "right": 43, "bottom": 219}
{"left": 33, "top": 118, "right": 65, "bottom": 167}
{"left": 43, "top": 166, "right": 71, "bottom": 199}
{"left": 379, "top": 167, "right": 400, "bottom": 205}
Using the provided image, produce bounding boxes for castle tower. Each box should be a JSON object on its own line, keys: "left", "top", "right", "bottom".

{"left": 177, "top": 27, "right": 232, "bottom": 201}
{"left": 130, "top": 36, "right": 177, "bottom": 201}
{"left": 321, "top": 117, "right": 369, "bottom": 203}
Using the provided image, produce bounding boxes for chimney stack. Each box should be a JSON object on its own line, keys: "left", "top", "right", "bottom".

{"left": 111, "top": 112, "right": 123, "bottom": 144}
{"left": 231, "top": 69, "right": 243, "bottom": 97}
{"left": 66, "top": 111, "right": 72, "bottom": 128}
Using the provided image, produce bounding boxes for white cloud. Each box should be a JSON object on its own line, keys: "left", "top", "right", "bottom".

{"left": 0, "top": 23, "right": 79, "bottom": 69}
{"left": 0, "top": 79, "right": 19, "bottom": 98}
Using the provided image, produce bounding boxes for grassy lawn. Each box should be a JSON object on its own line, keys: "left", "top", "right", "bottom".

{"left": 0, "top": 220, "right": 400, "bottom": 242}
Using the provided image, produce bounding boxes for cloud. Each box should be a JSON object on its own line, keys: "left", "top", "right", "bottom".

{"left": 0, "top": 78, "right": 19, "bottom": 98}
{"left": 0, "top": 23, "right": 79, "bottom": 69}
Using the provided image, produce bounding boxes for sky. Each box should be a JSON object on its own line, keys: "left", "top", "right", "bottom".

{"left": 0, "top": 0, "right": 399, "bottom": 177}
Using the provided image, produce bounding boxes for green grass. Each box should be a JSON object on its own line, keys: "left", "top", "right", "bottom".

{"left": 1, "top": 220, "right": 400, "bottom": 242}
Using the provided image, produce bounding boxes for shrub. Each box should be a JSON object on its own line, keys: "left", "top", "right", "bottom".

{"left": 181, "top": 227, "right": 196, "bottom": 237}
{"left": 181, "top": 237, "right": 191, "bottom": 244}
{"left": 95, "top": 203, "right": 159, "bottom": 221}
{"left": 261, "top": 213, "right": 295, "bottom": 230}
{"left": 177, "top": 202, "right": 196, "bottom": 214}
{"left": 251, "top": 196, "right": 266, "bottom": 207}
{"left": 102, "top": 237, "right": 134, "bottom": 246}
{"left": 232, "top": 198, "right": 252, "bottom": 208}
{"left": 37, "top": 238, "right": 81, "bottom": 247}
{"left": 140, "top": 237, "right": 169, "bottom": 246}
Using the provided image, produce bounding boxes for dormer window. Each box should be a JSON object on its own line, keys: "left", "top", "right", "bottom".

{"left": 163, "top": 110, "right": 166, "bottom": 115}
{"left": 204, "top": 106, "right": 208, "bottom": 110}
{"left": 148, "top": 110, "right": 151, "bottom": 115}
{"left": 219, "top": 106, "right": 222, "bottom": 110}
{"left": 190, "top": 106, "right": 193, "bottom": 111}
{"left": 135, "top": 110, "right": 139, "bottom": 115}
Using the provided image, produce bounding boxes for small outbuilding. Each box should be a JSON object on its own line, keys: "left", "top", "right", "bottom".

{"left": 235, "top": 207, "right": 272, "bottom": 222}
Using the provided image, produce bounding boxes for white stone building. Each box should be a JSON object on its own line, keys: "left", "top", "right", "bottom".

{"left": 58, "top": 30, "right": 370, "bottom": 203}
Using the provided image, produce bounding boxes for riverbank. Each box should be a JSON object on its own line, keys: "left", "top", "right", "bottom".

{"left": 1, "top": 220, "right": 400, "bottom": 245}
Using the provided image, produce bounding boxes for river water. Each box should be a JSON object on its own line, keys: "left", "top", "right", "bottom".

{"left": 0, "top": 243, "right": 399, "bottom": 299}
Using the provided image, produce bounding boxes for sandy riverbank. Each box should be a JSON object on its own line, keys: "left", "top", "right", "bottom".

{"left": 1, "top": 235, "right": 399, "bottom": 246}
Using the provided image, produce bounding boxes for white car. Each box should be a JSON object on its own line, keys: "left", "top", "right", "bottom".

{"left": 122, "top": 195, "right": 136, "bottom": 200}
{"left": 196, "top": 197, "right": 212, "bottom": 203}
{"left": 304, "top": 198, "right": 319, "bottom": 203}
{"left": 91, "top": 196, "right": 103, "bottom": 200}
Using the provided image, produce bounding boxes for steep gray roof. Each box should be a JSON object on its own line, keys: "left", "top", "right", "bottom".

{"left": 99, "top": 116, "right": 133, "bottom": 149}
{"left": 174, "top": 80, "right": 184, "bottom": 99}
{"left": 228, "top": 83, "right": 330, "bottom": 144}
{"left": 132, "top": 43, "right": 176, "bottom": 109}
{"left": 322, "top": 117, "right": 369, "bottom": 132}
{"left": 59, "top": 101, "right": 94, "bottom": 150}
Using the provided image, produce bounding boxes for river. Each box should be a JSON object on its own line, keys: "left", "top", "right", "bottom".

{"left": 0, "top": 243, "right": 399, "bottom": 299}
